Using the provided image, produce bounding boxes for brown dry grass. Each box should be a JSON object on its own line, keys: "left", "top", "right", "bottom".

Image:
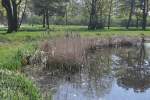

{"left": 39, "top": 34, "right": 97, "bottom": 68}
{"left": 30, "top": 33, "right": 141, "bottom": 70}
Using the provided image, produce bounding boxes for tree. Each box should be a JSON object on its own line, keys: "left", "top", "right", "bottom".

{"left": 142, "top": 0, "right": 149, "bottom": 30}
{"left": 107, "top": 0, "right": 113, "bottom": 29}
{"left": 1, "top": 0, "right": 27, "bottom": 33}
{"left": 118, "top": 0, "right": 149, "bottom": 29}
{"left": 135, "top": 0, "right": 142, "bottom": 29}
{"left": 88, "top": 0, "right": 98, "bottom": 30}
{"left": 1, "top": 0, "right": 20, "bottom": 33}
{"left": 126, "top": 0, "right": 135, "bottom": 29}
{"left": 84, "top": 0, "right": 109, "bottom": 30}
{"left": 0, "top": 1, "right": 5, "bottom": 24}
{"left": 64, "top": 0, "right": 86, "bottom": 25}
{"left": 31, "top": 0, "right": 69, "bottom": 29}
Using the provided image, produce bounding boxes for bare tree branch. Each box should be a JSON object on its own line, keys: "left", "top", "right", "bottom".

{"left": 17, "top": 0, "right": 22, "bottom": 5}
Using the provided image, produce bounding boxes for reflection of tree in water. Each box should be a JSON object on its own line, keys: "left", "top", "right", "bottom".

{"left": 85, "top": 49, "right": 113, "bottom": 98}
{"left": 53, "top": 49, "right": 113, "bottom": 100}
{"left": 23, "top": 48, "right": 113, "bottom": 100}
{"left": 117, "top": 68, "right": 150, "bottom": 93}
{"left": 115, "top": 41, "right": 150, "bottom": 93}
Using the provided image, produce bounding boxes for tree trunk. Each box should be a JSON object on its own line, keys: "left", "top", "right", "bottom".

{"left": 18, "top": 0, "right": 27, "bottom": 29}
{"left": 43, "top": 12, "right": 46, "bottom": 28}
{"left": 108, "top": 0, "right": 113, "bottom": 29}
{"left": 12, "top": 1, "right": 18, "bottom": 32}
{"left": 2, "top": 0, "right": 14, "bottom": 33}
{"left": 7, "top": 10, "right": 14, "bottom": 33}
{"left": 46, "top": 10, "right": 49, "bottom": 29}
{"left": 126, "top": 0, "right": 135, "bottom": 29}
{"left": 142, "top": 0, "right": 148, "bottom": 30}
{"left": 2, "top": 0, "right": 20, "bottom": 33}
{"left": 136, "top": 15, "right": 139, "bottom": 29}
{"left": 65, "top": 6, "right": 68, "bottom": 25}
{"left": 88, "top": 0, "right": 97, "bottom": 30}
{"left": 142, "top": 0, "right": 146, "bottom": 30}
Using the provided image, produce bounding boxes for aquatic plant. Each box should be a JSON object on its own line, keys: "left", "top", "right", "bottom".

{"left": 30, "top": 33, "right": 97, "bottom": 71}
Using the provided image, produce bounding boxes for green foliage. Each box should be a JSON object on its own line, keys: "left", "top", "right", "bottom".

{"left": 0, "top": 69, "right": 41, "bottom": 100}
{"left": 0, "top": 0, "right": 5, "bottom": 15}
{"left": 0, "top": 42, "right": 37, "bottom": 70}
{"left": 31, "top": 0, "right": 69, "bottom": 16}
{"left": 0, "top": 48, "right": 21, "bottom": 70}
{"left": 26, "top": 16, "right": 43, "bottom": 25}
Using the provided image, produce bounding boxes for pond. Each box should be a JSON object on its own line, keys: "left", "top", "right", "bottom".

{"left": 24, "top": 42, "right": 150, "bottom": 100}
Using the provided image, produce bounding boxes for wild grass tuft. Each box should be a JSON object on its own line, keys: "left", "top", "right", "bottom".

{"left": 30, "top": 33, "right": 97, "bottom": 71}
{"left": 0, "top": 69, "right": 41, "bottom": 100}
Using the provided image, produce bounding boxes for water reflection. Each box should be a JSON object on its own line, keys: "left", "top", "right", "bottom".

{"left": 114, "top": 42, "right": 150, "bottom": 93}
{"left": 52, "top": 43, "right": 150, "bottom": 100}
{"left": 53, "top": 49, "right": 113, "bottom": 100}
{"left": 24, "top": 42, "right": 150, "bottom": 100}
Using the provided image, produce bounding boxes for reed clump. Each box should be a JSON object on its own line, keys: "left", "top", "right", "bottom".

{"left": 30, "top": 33, "right": 97, "bottom": 72}
{"left": 30, "top": 33, "right": 141, "bottom": 72}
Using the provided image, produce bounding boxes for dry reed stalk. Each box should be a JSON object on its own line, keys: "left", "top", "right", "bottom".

{"left": 31, "top": 33, "right": 97, "bottom": 69}
{"left": 31, "top": 34, "right": 140, "bottom": 69}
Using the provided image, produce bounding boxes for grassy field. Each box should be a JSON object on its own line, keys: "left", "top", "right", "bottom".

{"left": 0, "top": 25, "right": 150, "bottom": 99}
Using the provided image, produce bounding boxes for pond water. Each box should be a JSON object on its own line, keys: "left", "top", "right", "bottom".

{"left": 24, "top": 43, "right": 150, "bottom": 100}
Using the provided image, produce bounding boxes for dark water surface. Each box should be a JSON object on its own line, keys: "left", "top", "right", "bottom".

{"left": 25, "top": 43, "right": 150, "bottom": 100}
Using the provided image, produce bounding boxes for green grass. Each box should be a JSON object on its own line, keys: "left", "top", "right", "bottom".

{"left": 0, "top": 43, "right": 37, "bottom": 70}
{"left": 0, "top": 69, "right": 41, "bottom": 100}
{"left": 1, "top": 25, "right": 150, "bottom": 39}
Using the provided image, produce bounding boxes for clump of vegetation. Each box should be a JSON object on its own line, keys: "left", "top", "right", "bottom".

{"left": 0, "top": 48, "right": 31, "bottom": 70}
{"left": 0, "top": 69, "right": 41, "bottom": 100}
{"left": 0, "top": 49, "right": 23, "bottom": 70}
{"left": 30, "top": 33, "right": 97, "bottom": 72}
